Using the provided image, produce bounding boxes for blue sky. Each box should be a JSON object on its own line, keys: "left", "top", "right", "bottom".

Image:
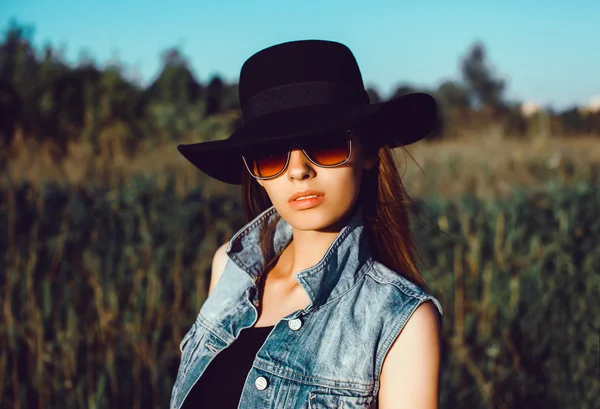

{"left": 2, "top": 0, "right": 599, "bottom": 109}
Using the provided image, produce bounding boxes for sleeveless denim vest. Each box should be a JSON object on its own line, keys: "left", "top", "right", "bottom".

{"left": 170, "top": 205, "right": 443, "bottom": 409}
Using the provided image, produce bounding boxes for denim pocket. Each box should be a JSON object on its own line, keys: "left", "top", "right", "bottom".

{"left": 308, "top": 391, "right": 374, "bottom": 409}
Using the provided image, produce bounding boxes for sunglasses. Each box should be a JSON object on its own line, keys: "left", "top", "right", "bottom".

{"left": 241, "top": 128, "right": 353, "bottom": 180}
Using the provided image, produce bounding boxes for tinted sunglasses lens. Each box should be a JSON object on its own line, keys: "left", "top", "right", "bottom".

{"left": 303, "top": 129, "right": 351, "bottom": 165}
{"left": 246, "top": 147, "right": 289, "bottom": 178}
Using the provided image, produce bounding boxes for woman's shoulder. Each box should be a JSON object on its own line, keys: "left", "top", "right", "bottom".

{"left": 362, "top": 260, "right": 444, "bottom": 319}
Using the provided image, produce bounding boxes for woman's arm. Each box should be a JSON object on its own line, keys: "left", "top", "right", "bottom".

{"left": 378, "top": 301, "right": 442, "bottom": 409}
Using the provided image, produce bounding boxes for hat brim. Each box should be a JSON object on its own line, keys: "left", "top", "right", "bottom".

{"left": 177, "top": 92, "right": 437, "bottom": 185}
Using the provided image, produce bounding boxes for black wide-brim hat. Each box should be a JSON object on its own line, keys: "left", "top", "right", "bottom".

{"left": 178, "top": 40, "right": 438, "bottom": 185}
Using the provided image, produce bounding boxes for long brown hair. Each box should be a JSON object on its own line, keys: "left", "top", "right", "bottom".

{"left": 240, "top": 131, "right": 430, "bottom": 292}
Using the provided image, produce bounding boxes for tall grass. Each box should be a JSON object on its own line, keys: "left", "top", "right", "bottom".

{"left": 0, "top": 174, "right": 598, "bottom": 408}
{"left": 0, "top": 176, "right": 244, "bottom": 409}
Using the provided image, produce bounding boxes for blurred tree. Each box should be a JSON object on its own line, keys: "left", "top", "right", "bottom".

{"left": 0, "top": 21, "right": 42, "bottom": 136}
{"left": 460, "top": 42, "right": 506, "bottom": 113}
{"left": 146, "top": 47, "right": 202, "bottom": 106}
{"left": 205, "top": 74, "right": 225, "bottom": 117}
{"left": 390, "top": 83, "right": 418, "bottom": 100}
{"left": 559, "top": 107, "right": 589, "bottom": 135}
{"left": 42, "top": 66, "right": 99, "bottom": 157}
{"left": 95, "top": 64, "right": 148, "bottom": 156}
{"left": 0, "top": 81, "right": 21, "bottom": 172}
{"left": 590, "top": 111, "right": 600, "bottom": 135}
{"left": 142, "top": 47, "right": 204, "bottom": 142}
{"left": 220, "top": 82, "right": 240, "bottom": 111}
{"left": 432, "top": 80, "right": 472, "bottom": 138}
{"left": 436, "top": 80, "right": 471, "bottom": 110}
{"left": 366, "top": 87, "right": 381, "bottom": 104}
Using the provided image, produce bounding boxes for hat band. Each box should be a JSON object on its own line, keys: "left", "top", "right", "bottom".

{"left": 242, "top": 81, "right": 368, "bottom": 122}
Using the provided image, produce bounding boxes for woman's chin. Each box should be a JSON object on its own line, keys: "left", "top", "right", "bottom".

{"left": 279, "top": 205, "right": 353, "bottom": 233}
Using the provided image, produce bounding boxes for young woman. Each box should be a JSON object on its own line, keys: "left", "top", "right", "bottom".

{"left": 172, "top": 40, "right": 443, "bottom": 409}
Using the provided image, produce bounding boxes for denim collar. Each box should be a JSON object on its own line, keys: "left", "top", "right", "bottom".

{"left": 225, "top": 204, "right": 373, "bottom": 310}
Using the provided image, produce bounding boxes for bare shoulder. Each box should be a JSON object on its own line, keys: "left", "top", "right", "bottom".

{"left": 379, "top": 300, "right": 442, "bottom": 409}
{"left": 209, "top": 242, "right": 229, "bottom": 295}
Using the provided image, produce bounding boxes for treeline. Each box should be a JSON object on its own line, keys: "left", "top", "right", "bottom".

{"left": 1, "top": 20, "right": 599, "bottom": 163}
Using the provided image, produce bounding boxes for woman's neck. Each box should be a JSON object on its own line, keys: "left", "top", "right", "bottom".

{"left": 268, "top": 207, "right": 357, "bottom": 282}
{"left": 275, "top": 226, "right": 348, "bottom": 281}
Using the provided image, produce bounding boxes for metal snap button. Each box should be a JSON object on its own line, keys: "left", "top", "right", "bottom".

{"left": 288, "top": 318, "right": 302, "bottom": 331}
{"left": 255, "top": 376, "right": 268, "bottom": 390}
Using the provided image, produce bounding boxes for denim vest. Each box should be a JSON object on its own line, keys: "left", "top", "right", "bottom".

{"left": 170, "top": 205, "right": 443, "bottom": 409}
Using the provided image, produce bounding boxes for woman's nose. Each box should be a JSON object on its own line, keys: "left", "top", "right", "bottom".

{"left": 287, "top": 147, "right": 315, "bottom": 180}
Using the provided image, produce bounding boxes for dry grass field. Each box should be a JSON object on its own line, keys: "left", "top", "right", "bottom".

{"left": 5, "top": 130, "right": 599, "bottom": 199}
{"left": 401, "top": 132, "right": 600, "bottom": 197}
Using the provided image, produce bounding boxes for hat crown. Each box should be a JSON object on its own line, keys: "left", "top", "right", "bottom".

{"left": 238, "top": 40, "right": 366, "bottom": 109}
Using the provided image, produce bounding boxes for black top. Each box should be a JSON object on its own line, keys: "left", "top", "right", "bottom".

{"left": 181, "top": 325, "right": 274, "bottom": 408}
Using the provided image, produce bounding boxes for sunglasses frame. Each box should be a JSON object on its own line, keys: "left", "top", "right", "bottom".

{"left": 240, "top": 128, "right": 354, "bottom": 181}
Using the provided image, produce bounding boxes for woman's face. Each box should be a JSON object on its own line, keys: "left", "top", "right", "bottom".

{"left": 257, "top": 134, "right": 378, "bottom": 232}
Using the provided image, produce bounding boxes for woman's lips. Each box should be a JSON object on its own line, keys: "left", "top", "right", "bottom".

{"left": 288, "top": 194, "right": 325, "bottom": 210}
{"left": 288, "top": 189, "right": 325, "bottom": 202}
